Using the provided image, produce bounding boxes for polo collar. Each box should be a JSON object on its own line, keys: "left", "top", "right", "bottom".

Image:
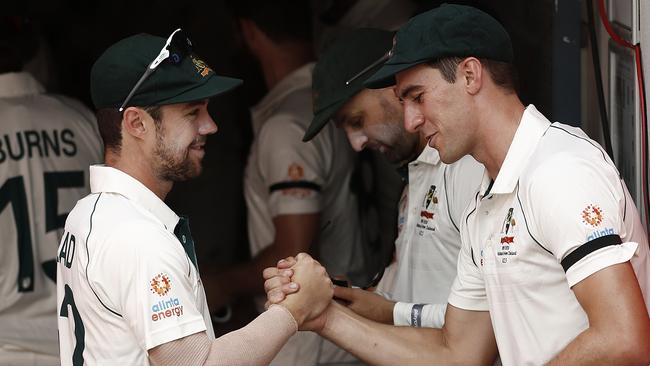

{"left": 89, "top": 165, "right": 179, "bottom": 232}
{"left": 413, "top": 145, "right": 441, "bottom": 166}
{"left": 482, "top": 104, "right": 551, "bottom": 195}
{"left": 250, "top": 62, "right": 315, "bottom": 134}
{"left": 0, "top": 72, "right": 44, "bottom": 98}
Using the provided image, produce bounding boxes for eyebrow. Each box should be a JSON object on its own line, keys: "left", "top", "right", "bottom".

{"left": 334, "top": 111, "right": 362, "bottom": 127}
{"left": 185, "top": 100, "right": 208, "bottom": 109}
{"left": 397, "top": 85, "right": 424, "bottom": 100}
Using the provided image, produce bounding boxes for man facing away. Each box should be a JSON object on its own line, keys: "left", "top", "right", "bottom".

{"left": 0, "top": 17, "right": 102, "bottom": 365}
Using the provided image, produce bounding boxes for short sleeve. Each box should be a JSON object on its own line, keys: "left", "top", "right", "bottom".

{"left": 447, "top": 224, "right": 489, "bottom": 311}
{"left": 95, "top": 221, "right": 207, "bottom": 350}
{"left": 257, "top": 115, "right": 327, "bottom": 216}
{"left": 526, "top": 154, "right": 638, "bottom": 287}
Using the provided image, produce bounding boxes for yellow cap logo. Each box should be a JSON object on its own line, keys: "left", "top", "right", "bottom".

{"left": 191, "top": 56, "right": 212, "bottom": 77}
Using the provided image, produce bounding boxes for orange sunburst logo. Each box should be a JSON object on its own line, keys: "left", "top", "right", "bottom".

{"left": 150, "top": 273, "right": 172, "bottom": 296}
{"left": 581, "top": 204, "right": 603, "bottom": 227}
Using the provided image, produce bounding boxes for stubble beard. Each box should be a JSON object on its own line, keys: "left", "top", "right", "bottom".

{"left": 153, "top": 128, "right": 202, "bottom": 182}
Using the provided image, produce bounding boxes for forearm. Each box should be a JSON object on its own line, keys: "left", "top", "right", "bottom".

{"left": 319, "top": 301, "right": 452, "bottom": 365}
{"left": 546, "top": 326, "right": 650, "bottom": 365}
{"left": 205, "top": 305, "right": 297, "bottom": 365}
{"left": 393, "top": 302, "right": 447, "bottom": 328}
{"left": 149, "top": 306, "right": 297, "bottom": 366}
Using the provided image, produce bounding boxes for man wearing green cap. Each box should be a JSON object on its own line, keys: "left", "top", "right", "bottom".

{"left": 264, "top": 4, "right": 650, "bottom": 365}
{"left": 56, "top": 30, "right": 335, "bottom": 366}
{"left": 303, "top": 27, "right": 483, "bottom": 330}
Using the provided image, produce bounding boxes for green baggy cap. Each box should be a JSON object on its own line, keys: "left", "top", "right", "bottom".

{"left": 304, "top": 28, "right": 394, "bottom": 141}
{"left": 90, "top": 32, "right": 242, "bottom": 109}
{"left": 365, "top": 4, "right": 513, "bottom": 89}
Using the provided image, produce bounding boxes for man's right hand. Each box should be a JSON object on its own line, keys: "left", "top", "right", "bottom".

{"left": 266, "top": 253, "right": 333, "bottom": 329}
{"left": 333, "top": 286, "right": 395, "bottom": 324}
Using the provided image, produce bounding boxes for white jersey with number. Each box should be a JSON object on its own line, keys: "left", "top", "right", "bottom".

{"left": 0, "top": 72, "right": 102, "bottom": 361}
{"left": 57, "top": 166, "right": 214, "bottom": 365}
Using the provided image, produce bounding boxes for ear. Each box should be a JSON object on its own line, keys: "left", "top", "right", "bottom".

{"left": 122, "top": 107, "right": 151, "bottom": 141}
{"left": 239, "top": 18, "right": 260, "bottom": 50}
{"left": 458, "top": 57, "right": 483, "bottom": 95}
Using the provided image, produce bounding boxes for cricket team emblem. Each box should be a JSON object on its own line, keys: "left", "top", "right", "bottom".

{"left": 417, "top": 185, "right": 438, "bottom": 232}
{"left": 191, "top": 56, "right": 212, "bottom": 77}
{"left": 500, "top": 207, "right": 516, "bottom": 244}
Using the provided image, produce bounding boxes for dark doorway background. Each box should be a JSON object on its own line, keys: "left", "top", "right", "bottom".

{"left": 26, "top": 0, "right": 569, "bottom": 334}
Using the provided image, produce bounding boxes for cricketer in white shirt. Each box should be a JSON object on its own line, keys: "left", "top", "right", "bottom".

{"left": 449, "top": 105, "right": 650, "bottom": 365}
{"left": 57, "top": 165, "right": 213, "bottom": 365}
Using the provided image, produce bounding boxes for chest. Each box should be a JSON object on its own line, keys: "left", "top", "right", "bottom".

{"left": 465, "top": 192, "right": 560, "bottom": 282}
{"left": 400, "top": 165, "right": 450, "bottom": 237}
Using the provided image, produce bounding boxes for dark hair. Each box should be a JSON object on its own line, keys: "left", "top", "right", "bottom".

{"left": 227, "top": 0, "right": 313, "bottom": 43}
{"left": 428, "top": 57, "right": 518, "bottom": 92}
{"left": 95, "top": 105, "right": 162, "bottom": 154}
{"left": 0, "top": 17, "right": 39, "bottom": 73}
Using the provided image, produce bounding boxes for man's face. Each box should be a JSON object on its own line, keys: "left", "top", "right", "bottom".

{"left": 333, "top": 88, "right": 421, "bottom": 165}
{"left": 395, "top": 63, "right": 475, "bottom": 164}
{"left": 150, "top": 100, "right": 217, "bottom": 182}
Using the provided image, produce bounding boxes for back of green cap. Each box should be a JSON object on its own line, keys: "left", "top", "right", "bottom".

{"left": 304, "top": 28, "right": 393, "bottom": 141}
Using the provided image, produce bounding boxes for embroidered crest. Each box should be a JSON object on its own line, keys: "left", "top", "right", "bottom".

{"left": 191, "top": 56, "right": 212, "bottom": 77}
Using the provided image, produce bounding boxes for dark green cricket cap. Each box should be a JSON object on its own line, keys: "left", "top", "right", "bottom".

{"left": 365, "top": 4, "right": 513, "bottom": 89}
{"left": 303, "top": 28, "right": 394, "bottom": 142}
{"left": 90, "top": 32, "right": 243, "bottom": 109}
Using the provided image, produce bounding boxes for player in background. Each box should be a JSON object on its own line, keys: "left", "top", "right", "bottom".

{"left": 0, "top": 17, "right": 102, "bottom": 365}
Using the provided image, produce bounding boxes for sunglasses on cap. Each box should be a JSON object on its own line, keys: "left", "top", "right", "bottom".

{"left": 118, "top": 28, "right": 193, "bottom": 112}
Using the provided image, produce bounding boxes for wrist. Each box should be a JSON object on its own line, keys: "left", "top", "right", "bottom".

{"left": 317, "top": 300, "right": 341, "bottom": 336}
{"left": 382, "top": 299, "right": 396, "bottom": 324}
{"left": 280, "top": 297, "right": 308, "bottom": 326}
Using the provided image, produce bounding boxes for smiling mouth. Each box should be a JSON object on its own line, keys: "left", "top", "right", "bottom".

{"left": 426, "top": 132, "right": 438, "bottom": 147}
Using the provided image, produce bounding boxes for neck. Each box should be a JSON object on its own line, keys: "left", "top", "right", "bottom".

{"left": 470, "top": 90, "right": 526, "bottom": 180}
{"left": 256, "top": 41, "right": 313, "bottom": 89}
{"left": 105, "top": 150, "right": 173, "bottom": 200}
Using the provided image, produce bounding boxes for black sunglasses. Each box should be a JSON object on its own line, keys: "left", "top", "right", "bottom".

{"left": 118, "top": 28, "right": 193, "bottom": 112}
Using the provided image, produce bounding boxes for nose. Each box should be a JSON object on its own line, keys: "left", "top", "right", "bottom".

{"left": 199, "top": 113, "right": 218, "bottom": 135}
{"left": 346, "top": 129, "right": 368, "bottom": 152}
{"left": 403, "top": 103, "right": 424, "bottom": 133}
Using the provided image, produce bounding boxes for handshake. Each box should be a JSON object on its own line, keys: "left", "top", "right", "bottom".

{"left": 263, "top": 253, "right": 335, "bottom": 331}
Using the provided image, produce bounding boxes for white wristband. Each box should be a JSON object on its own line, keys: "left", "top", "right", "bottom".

{"left": 393, "top": 302, "right": 447, "bottom": 328}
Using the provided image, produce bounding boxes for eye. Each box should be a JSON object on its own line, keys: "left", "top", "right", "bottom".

{"left": 412, "top": 93, "right": 424, "bottom": 104}
{"left": 187, "top": 109, "right": 200, "bottom": 117}
{"left": 349, "top": 118, "right": 363, "bottom": 129}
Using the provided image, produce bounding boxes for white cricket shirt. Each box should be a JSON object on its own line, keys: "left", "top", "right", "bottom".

{"left": 376, "top": 147, "right": 483, "bottom": 327}
{"left": 0, "top": 72, "right": 102, "bottom": 359}
{"left": 449, "top": 105, "right": 650, "bottom": 365}
{"left": 244, "top": 63, "right": 365, "bottom": 282}
{"left": 57, "top": 165, "right": 214, "bottom": 365}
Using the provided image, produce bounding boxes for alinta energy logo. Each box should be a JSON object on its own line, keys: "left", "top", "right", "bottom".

{"left": 150, "top": 273, "right": 172, "bottom": 297}
{"left": 581, "top": 204, "right": 603, "bottom": 227}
